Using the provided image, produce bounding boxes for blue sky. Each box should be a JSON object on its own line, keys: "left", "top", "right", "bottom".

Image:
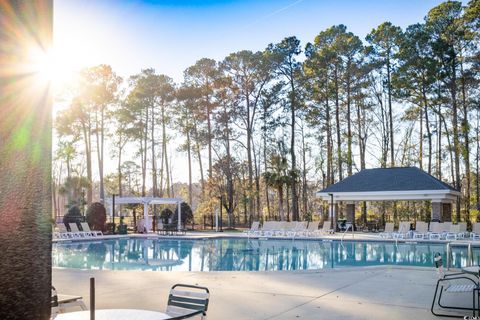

{"left": 54, "top": 0, "right": 448, "bottom": 83}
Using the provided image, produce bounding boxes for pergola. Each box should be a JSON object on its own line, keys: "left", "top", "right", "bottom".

{"left": 105, "top": 196, "right": 184, "bottom": 233}
{"left": 316, "top": 167, "right": 461, "bottom": 226}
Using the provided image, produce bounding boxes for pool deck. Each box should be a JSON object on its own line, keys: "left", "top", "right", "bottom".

{"left": 53, "top": 231, "right": 473, "bottom": 319}
{"left": 53, "top": 265, "right": 467, "bottom": 319}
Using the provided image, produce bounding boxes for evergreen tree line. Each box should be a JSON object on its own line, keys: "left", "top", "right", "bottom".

{"left": 53, "top": 1, "right": 480, "bottom": 227}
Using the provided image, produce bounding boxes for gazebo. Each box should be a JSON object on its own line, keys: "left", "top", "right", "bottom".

{"left": 105, "top": 196, "right": 184, "bottom": 233}
{"left": 316, "top": 167, "right": 461, "bottom": 227}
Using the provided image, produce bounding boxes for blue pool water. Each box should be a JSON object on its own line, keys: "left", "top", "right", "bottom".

{"left": 52, "top": 237, "right": 478, "bottom": 272}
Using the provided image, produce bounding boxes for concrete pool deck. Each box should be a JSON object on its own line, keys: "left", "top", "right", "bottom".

{"left": 53, "top": 231, "right": 477, "bottom": 319}
{"left": 53, "top": 266, "right": 469, "bottom": 319}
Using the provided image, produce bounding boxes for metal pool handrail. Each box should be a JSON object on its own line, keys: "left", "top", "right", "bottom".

{"left": 445, "top": 242, "right": 475, "bottom": 270}
{"left": 340, "top": 224, "right": 354, "bottom": 244}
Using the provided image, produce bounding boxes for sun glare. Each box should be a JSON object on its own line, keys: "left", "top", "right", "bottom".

{"left": 27, "top": 46, "right": 77, "bottom": 91}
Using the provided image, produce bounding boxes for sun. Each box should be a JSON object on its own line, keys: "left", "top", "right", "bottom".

{"left": 27, "top": 45, "right": 76, "bottom": 91}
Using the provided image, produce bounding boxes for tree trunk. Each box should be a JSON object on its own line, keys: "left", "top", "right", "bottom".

{"left": 325, "top": 74, "right": 333, "bottom": 186}
{"left": 278, "top": 186, "right": 285, "bottom": 221}
{"left": 450, "top": 55, "right": 461, "bottom": 221}
{"left": 187, "top": 129, "right": 193, "bottom": 206}
{"left": 346, "top": 65, "right": 353, "bottom": 177}
{"left": 334, "top": 65, "right": 343, "bottom": 181}
{"left": 460, "top": 60, "right": 470, "bottom": 222}
{"left": 289, "top": 77, "right": 299, "bottom": 221}
{"left": 151, "top": 104, "right": 157, "bottom": 197}
{"left": 301, "top": 122, "right": 308, "bottom": 218}
{"left": 419, "top": 107, "right": 423, "bottom": 170}
{"left": 246, "top": 94, "right": 254, "bottom": 220}
{"left": 81, "top": 121, "right": 93, "bottom": 204}
{"left": 118, "top": 137, "right": 123, "bottom": 197}
{"left": 387, "top": 56, "right": 395, "bottom": 167}
{"left": 0, "top": 1, "right": 53, "bottom": 318}
{"left": 193, "top": 122, "right": 205, "bottom": 197}
{"left": 141, "top": 108, "right": 148, "bottom": 197}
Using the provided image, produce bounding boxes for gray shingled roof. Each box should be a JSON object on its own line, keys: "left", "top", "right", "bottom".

{"left": 318, "top": 167, "right": 458, "bottom": 193}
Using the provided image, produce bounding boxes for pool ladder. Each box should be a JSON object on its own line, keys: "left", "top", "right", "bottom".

{"left": 340, "top": 224, "right": 354, "bottom": 244}
{"left": 445, "top": 242, "right": 474, "bottom": 270}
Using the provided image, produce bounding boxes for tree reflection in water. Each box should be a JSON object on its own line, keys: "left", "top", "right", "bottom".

{"left": 53, "top": 238, "right": 470, "bottom": 271}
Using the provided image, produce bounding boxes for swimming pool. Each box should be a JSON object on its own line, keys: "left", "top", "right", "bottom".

{"left": 52, "top": 237, "right": 478, "bottom": 271}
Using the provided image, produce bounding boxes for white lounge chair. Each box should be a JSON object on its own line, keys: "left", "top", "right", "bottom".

{"left": 413, "top": 221, "right": 429, "bottom": 240}
{"left": 380, "top": 222, "right": 394, "bottom": 238}
{"left": 393, "top": 221, "right": 411, "bottom": 239}
{"left": 470, "top": 222, "right": 480, "bottom": 240}
{"left": 256, "top": 221, "right": 276, "bottom": 237}
{"left": 273, "top": 221, "right": 291, "bottom": 236}
{"left": 53, "top": 223, "right": 71, "bottom": 239}
{"left": 428, "top": 222, "right": 442, "bottom": 240}
{"left": 320, "top": 220, "right": 334, "bottom": 235}
{"left": 445, "top": 222, "right": 467, "bottom": 240}
{"left": 81, "top": 222, "right": 103, "bottom": 237}
{"left": 68, "top": 223, "right": 87, "bottom": 238}
{"left": 286, "top": 221, "right": 308, "bottom": 238}
{"left": 302, "top": 220, "right": 320, "bottom": 237}
{"left": 429, "top": 222, "right": 452, "bottom": 240}
{"left": 244, "top": 221, "right": 260, "bottom": 237}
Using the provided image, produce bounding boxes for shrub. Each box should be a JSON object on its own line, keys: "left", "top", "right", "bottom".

{"left": 63, "top": 205, "right": 83, "bottom": 226}
{"left": 171, "top": 202, "right": 193, "bottom": 227}
{"left": 86, "top": 202, "right": 107, "bottom": 232}
{"left": 160, "top": 208, "right": 173, "bottom": 224}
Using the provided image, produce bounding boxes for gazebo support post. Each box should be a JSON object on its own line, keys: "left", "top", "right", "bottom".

{"left": 177, "top": 201, "right": 182, "bottom": 231}
{"left": 442, "top": 202, "right": 452, "bottom": 222}
{"left": 346, "top": 202, "right": 355, "bottom": 230}
{"left": 144, "top": 203, "right": 149, "bottom": 233}
{"left": 431, "top": 201, "right": 442, "bottom": 222}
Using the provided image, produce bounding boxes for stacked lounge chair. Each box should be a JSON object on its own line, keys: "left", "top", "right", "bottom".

{"left": 244, "top": 221, "right": 260, "bottom": 237}
{"left": 302, "top": 221, "right": 320, "bottom": 237}
{"left": 380, "top": 222, "right": 394, "bottom": 239}
{"left": 286, "top": 221, "right": 308, "bottom": 238}
{"left": 320, "top": 220, "right": 334, "bottom": 235}
{"left": 445, "top": 222, "right": 467, "bottom": 240}
{"left": 69, "top": 223, "right": 88, "bottom": 238}
{"left": 413, "top": 221, "right": 429, "bottom": 240}
{"left": 80, "top": 222, "right": 103, "bottom": 237}
{"left": 393, "top": 221, "right": 411, "bottom": 239}
{"left": 470, "top": 222, "right": 480, "bottom": 240}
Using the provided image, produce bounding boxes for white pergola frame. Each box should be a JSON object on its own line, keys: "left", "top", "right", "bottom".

{"left": 105, "top": 196, "right": 184, "bottom": 233}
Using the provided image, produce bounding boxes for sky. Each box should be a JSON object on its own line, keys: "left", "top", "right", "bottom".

{"left": 54, "top": 0, "right": 449, "bottom": 83}
{"left": 53, "top": 0, "right": 450, "bottom": 184}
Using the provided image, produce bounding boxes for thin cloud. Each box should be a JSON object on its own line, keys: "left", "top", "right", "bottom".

{"left": 241, "top": 0, "right": 306, "bottom": 30}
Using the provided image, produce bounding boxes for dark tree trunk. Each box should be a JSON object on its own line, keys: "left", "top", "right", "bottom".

{"left": 289, "top": 77, "right": 299, "bottom": 221}
{"left": 0, "top": 2, "right": 53, "bottom": 319}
